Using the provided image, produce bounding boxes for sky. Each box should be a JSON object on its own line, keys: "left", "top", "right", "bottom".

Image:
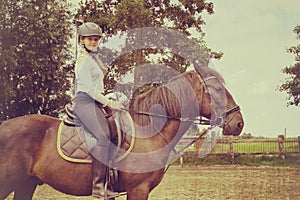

{"left": 202, "top": 0, "right": 300, "bottom": 137}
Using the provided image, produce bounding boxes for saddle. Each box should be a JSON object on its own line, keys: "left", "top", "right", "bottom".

{"left": 63, "top": 103, "right": 113, "bottom": 127}
{"left": 63, "top": 103, "right": 81, "bottom": 127}
{"left": 59, "top": 103, "right": 134, "bottom": 163}
{"left": 58, "top": 103, "right": 111, "bottom": 163}
{"left": 57, "top": 121, "right": 94, "bottom": 163}
{"left": 57, "top": 103, "right": 134, "bottom": 194}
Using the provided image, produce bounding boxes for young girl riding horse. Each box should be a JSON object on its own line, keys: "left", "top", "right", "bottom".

{"left": 73, "top": 22, "right": 123, "bottom": 198}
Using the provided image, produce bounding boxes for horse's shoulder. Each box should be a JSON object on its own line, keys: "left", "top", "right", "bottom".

{"left": 25, "top": 114, "right": 60, "bottom": 127}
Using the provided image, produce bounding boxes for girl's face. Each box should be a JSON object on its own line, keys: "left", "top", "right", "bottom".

{"left": 80, "top": 35, "right": 100, "bottom": 51}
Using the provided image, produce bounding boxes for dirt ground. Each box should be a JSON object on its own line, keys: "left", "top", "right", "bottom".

{"left": 5, "top": 165, "right": 300, "bottom": 200}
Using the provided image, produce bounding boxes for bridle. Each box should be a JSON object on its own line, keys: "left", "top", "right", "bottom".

{"left": 196, "top": 70, "right": 241, "bottom": 129}
{"left": 161, "top": 70, "right": 241, "bottom": 167}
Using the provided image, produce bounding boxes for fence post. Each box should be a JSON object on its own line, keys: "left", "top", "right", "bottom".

{"left": 180, "top": 155, "right": 184, "bottom": 167}
{"left": 278, "top": 135, "right": 285, "bottom": 160}
{"left": 298, "top": 136, "right": 300, "bottom": 152}
{"left": 229, "top": 140, "right": 235, "bottom": 164}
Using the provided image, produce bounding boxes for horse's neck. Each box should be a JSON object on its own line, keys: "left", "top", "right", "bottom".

{"left": 157, "top": 73, "right": 200, "bottom": 147}
{"left": 125, "top": 71, "right": 201, "bottom": 148}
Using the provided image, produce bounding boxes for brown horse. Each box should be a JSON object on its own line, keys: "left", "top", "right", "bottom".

{"left": 0, "top": 68, "right": 244, "bottom": 200}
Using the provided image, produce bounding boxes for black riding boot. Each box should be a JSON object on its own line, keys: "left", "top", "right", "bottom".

{"left": 91, "top": 146, "right": 119, "bottom": 198}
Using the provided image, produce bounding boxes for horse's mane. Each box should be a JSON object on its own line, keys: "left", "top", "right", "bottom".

{"left": 129, "top": 67, "right": 224, "bottom": 128}
{"left": 129, "top": 71, "right": 195, "bottom": 127}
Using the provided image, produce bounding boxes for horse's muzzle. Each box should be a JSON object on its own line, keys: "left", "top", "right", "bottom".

{"left": 223, "top": 112, "right": 244, "bottom": 136}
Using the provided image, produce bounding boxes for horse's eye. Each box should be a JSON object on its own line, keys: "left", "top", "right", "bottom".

{"left": 215, "top": 86, "right": 223, "bottom": 91}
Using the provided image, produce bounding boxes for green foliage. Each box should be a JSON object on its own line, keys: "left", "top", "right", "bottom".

{"left": 279, "top": 25, "right": 300, "bottom": 106}
{"left": 239, "top": 132, "right": 254, "bottom": 139}
{"left": 0, "top": 0, "right": 74, "bottom": 119}
{"left": 76, "top": 0, "right": 214, "bottom": 34}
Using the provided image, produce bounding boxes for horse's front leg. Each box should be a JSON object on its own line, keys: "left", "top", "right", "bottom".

{"left": 120, "top": 162, "right": 166, "bottom": 200}
{"left": 126, "top": 188, "right": 150, "bottom": 200}
{"left": 13, "top": 177, "right": 42, "bottom": 200}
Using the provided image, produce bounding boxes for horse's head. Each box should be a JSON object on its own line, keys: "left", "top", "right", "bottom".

{"left": 193, "top": 67, "right": 244, "bottom": 136}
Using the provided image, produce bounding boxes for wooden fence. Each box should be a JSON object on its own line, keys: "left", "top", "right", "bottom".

{"left": 180, "top": 135, "right": 300, "bottom": 164}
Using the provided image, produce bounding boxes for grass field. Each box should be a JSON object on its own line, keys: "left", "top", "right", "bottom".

{"left": 181, "top": 138, "right": 300, "bottom": 168}
{"left": 181, "top": 153, "right": 300, "bottom": 168}
{"left": 5, "top": 166, "right": 300, "bottom": 200}
{"left": 192, "top": 138, "right": 300, "bottom": 154}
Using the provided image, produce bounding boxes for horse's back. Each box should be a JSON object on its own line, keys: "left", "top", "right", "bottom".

{"left": 0, "top": 115, "right": 59, "bottom": 151}
{"left": 0, "top": 114, "right": 60, "bottom": 161}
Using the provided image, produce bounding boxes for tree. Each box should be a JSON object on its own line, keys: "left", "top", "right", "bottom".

{"left": 0, "top": 0, "right": 74, "bottom": 119}
{"left": 75, "top": 0, "right": 220, "bottom": 94}
{"left": 240, "top": 132, "right": 253, "bottom": 139}
{"left": 279, "top": 25, "right": 300, "bottom": 106}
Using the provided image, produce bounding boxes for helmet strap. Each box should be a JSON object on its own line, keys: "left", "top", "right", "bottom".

{"left": 83, "top": 45, "right": 97, "bottom": 54}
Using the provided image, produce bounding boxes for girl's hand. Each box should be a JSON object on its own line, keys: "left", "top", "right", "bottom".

{"left": 107, "top": 100, "right": 124, "bottom": 110}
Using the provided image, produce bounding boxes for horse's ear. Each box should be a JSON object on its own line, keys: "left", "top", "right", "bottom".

{"left": 194, "top": 64, "right": 201, "bottom": 75}
{"left": 194, "top": 64, "right": 208, "bottom": 78}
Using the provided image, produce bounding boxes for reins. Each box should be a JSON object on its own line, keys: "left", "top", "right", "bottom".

{"left": 121, "top": 108, "right": 211, "bottom": 125}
